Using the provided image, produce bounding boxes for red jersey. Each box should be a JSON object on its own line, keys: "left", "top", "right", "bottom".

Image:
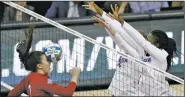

{"left": 8, "top": 72, "right": 77, "bottom": 96}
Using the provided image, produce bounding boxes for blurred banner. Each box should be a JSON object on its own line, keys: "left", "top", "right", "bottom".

{"left": 1, "top": 15, "right": 184, "bottom": 92}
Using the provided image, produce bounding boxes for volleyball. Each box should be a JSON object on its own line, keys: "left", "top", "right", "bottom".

{"left": 43, "top": 43, "right": 62, "bottom": 62}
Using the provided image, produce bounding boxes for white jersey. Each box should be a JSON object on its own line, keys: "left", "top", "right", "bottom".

{"left": 101, "top": 12, "right": 173, "bottom": 96}
{"left": 104, "top": 26, "right": 144, "bottom": 96}
{"left": 109, "top": 55, "right": 151, "bottom": 96}
{"left": 105, "top": 25, "right": 146, "bottom": 96}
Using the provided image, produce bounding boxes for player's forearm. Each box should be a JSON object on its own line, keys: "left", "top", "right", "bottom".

{"left": 103, "top": 14, "right": 144, "bottom": 57}
{"left": 122, "top": 21, "right": 167, "bottom": 61}
{"left": 114, "top": 33, "right": 140, "bottom": 58}
{"left": 105, "top": 28, "right": 140, "bottom": 58}
{"left": 47, "top": 82, "right": 77, "bottom": 96}
{"left": 101, "top": 11, "right": 118, "bottom": 23}
{"left": 94, "top": 3, "right": 103, "bottom": 15}
{"left": 60, "top": 82, "right": 77, "bottom": 96}
{"left": 114, "top": 24, "right": 138, "bottom": 49}
{"left": 122, "top": 22, "right": 147, "bottom": 47}
{"left": 101, "top": 12, "right": 124, "bottom": 32}
{"left": 118, "top": 26, "right": 145, "bottom": 57}
{"left": 104, "top": 23, "right": 116, "bottom": 36}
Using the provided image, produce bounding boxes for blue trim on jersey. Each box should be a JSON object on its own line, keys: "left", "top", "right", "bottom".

{"left": 117, "top": 56, "right": 152, "bottom": 68}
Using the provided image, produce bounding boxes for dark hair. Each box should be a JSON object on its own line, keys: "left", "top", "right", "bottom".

{"left": 138, "top": 30, "right": 147, "bottom": 39}
{"left": 21, "top": 51, "right": 45, "bottom": 72}
{"left": 151, "top": 30, "right": 177, "bottom": 71}
{"left": 0, "top": 2, "right": 5, "bottom": 22}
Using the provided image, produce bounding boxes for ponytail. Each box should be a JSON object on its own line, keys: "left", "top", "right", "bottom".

{"left": 16, "top": 40, "right": 31, "bottom": 70}
{"left": 151, "top": 30, "right": 177, "bottom": 72}
{"left": 16, "top": 24, "right": 36, "bottom": 71}
{"left": 21, "top": 52, "right": 31, "bottom": 71}
{"left": 165, "top": 38, "right": 177, "bottom": 71}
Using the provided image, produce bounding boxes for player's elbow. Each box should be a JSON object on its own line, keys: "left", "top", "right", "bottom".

{"left": 125, "top": 48, "right": 140, "bottom": 59}
{"left": 59, "top": 87, "right": 76, "bottom": 96}
{"left": 64, "top": 92, "right": 74, "bottom": 96}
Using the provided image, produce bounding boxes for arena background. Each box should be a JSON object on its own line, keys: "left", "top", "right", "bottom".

{"left": 1, "top": 10, "right": 184, "bottom": 95}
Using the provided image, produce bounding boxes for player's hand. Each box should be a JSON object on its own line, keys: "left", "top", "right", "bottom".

{"left": 109, "top": 4, "right": 124, "bottom": 24}
{"left": 70, "top": 67, "right": 81, "bottom": 84}
{"left": 92, "top": 15, "right": 106, "bottom": 27}
{"left": 110, "top": 4, "right": 119, "bottom": 21}
{"left": 70, "top": 67, "right": 81, "bottom": 77}
{"left": 82, "top": 2, "right": 97, "bottom": 13}
{"left": 93, "top": 15, "right": 116, "bottom": 36}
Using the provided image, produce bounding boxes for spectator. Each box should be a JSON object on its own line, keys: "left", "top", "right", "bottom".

{"left": 27, "top": 1, "right": 52, "bottom": 16}
{"left": 3, "top": 1, "right": 35, "bottom": 22}
{"left": 129, "top": 1, "right": 169, "bottom": 13}
{"left": 94, "top": 1, "right": 106, "bottom": 9}
{"left": 171, "top": 1, "right": 184, "bottom": 8}
{"left": 45, "top": 1, "right": 94, "bottom": 19}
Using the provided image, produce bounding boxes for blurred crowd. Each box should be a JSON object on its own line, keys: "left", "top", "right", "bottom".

{"left": 0, "top": 1, "right": 184, "bottom": 23}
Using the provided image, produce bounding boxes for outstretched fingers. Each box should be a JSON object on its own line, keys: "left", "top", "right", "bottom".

{"left": 92, "top": 16, "right": 106, "bottom": 26}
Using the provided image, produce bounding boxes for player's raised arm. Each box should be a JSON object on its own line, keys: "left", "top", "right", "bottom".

{"left": 93, "top": 16, "right": 140, "bottom": 59}
{"left": 91, "top": 4, "right": 145, "bottom": 58}
{"left": 92, "top": 15, "right": 116, "bottom": 36}
{"left": 86, "top": 3, "right": 142, "bottom": 58}
{"left": 105, "top": 28, "right": 140, "bottom": 59}
{"left": 108, "top": 4, "right": 168, "bottom": 62}
{"left": 109, "top": 4, "right": 145, "bottom": 57}
{"left": 122, "top": 21, "right": 168, "bottom": 62}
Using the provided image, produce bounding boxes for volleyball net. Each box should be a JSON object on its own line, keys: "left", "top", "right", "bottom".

{"left": 1, "top": 1, "right": 184, "bottom": 96}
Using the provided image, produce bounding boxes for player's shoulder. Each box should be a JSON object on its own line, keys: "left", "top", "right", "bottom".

{"left": 161, "top": 49, "right": 168, "bottom": 57}
{"left": 28, "top": 72, "right": 48, "bottom": 82}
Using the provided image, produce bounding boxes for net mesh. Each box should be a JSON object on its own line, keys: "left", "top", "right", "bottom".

{"left": 1, "top": 1, "right": 184, "bottom": 96}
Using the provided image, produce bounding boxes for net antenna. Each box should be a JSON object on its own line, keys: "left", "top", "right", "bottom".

{"left": 2, "top": 1, "right": 183, "bottom": 85}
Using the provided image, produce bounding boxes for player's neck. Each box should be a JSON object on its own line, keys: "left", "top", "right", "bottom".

{"left": 37, "top": 70, "right": 45, "bottom": 76}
